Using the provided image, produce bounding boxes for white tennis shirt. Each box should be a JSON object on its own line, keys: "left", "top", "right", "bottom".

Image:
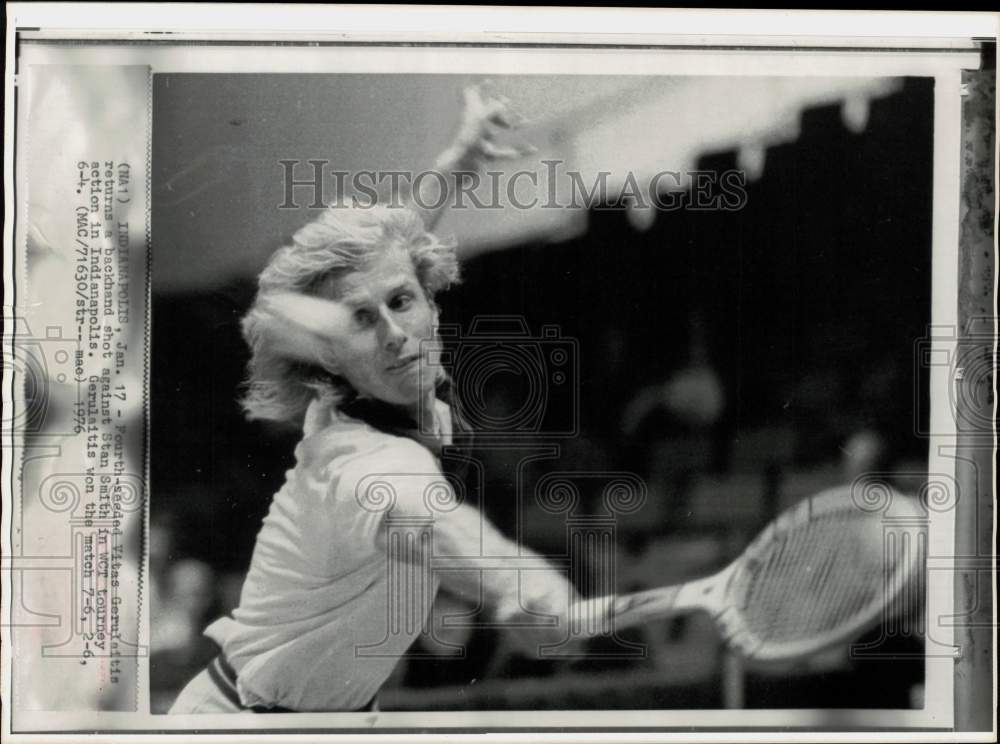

{"left": 206, "top": 394, "right": 577, "bottom": 712}
{"left": 204, "top": 396, "right": 453, "bottom": 712}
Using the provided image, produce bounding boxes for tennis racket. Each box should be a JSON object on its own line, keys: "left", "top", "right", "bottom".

{"left": 570, "top": 484, "right": 925, "bottom": 661}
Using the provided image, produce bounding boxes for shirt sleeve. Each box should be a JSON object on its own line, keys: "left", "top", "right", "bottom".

{"left": 344, "top": 437, "right": 454, "bottom": 519}
{"left": 347, "top": 437, "right": 578, "bottom": 619}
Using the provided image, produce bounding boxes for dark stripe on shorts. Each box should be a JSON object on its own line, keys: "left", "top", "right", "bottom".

{"left": 206, "top": 656, "right": 243, "bottom": 709}
{"left": 205, "top": 653, "right": 378, "bottom": 713}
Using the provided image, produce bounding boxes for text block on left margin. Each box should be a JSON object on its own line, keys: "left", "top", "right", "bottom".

{"left": 9, "top": 64, "right": 150, "bottom": 714}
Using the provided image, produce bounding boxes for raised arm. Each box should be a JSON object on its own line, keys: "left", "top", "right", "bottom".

{"left": 415, "top": 83, "right": 536, "bottom": 231}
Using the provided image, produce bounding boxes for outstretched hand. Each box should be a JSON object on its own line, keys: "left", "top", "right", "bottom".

{"left": 492, "top": 578, "right": 588, "bottom": 660}
{"left": 434, "top": 82, "right": 537, "bottom": 173}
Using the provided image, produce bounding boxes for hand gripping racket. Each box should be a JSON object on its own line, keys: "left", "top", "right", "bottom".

{"left": 571, "top": 485, "right": 925, "bottom": 661}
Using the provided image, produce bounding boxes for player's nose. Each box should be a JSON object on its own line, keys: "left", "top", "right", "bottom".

{"left": 378, "top": 307, "right": 407, "bottom": 351}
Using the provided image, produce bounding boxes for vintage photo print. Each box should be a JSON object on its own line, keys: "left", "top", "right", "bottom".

{"left": 2, "top": 6, "right": 996, "bottom": 741}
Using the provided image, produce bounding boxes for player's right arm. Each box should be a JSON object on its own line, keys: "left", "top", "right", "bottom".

{"left": 359, "top": 441, "right": 579, "bottom": 654}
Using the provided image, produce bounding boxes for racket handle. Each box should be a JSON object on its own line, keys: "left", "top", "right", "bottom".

{"left": 570, "top": 584, "right": 686, "bottom": 636}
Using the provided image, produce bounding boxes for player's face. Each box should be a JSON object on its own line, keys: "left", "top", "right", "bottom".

{"left": 315, "top": 247, "right": 439, "bottom": 408}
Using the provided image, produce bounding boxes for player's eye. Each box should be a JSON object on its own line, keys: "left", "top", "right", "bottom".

{"left": 389, "top": 292, "right": 414, "bottom": 312}
{"left": 354, "top": 308, "right": 376, "bottom": 327}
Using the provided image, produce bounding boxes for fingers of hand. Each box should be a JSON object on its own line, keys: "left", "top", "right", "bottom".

{"left": 457, "top": 82, "right": 533, "bottom": 164}
{"left": 478, "top": 140, "right": 532, "bottom": 162}
{"left": 483, "top": 98, "right": 527, "bottom": 130}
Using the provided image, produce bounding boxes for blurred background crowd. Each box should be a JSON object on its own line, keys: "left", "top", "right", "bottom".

{"left": 150, "top": 74, "right": 932, "bottom": 712}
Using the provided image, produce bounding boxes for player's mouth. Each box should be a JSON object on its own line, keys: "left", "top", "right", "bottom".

{"left": 386, "top": 354, "right": 420, "bottom": 372}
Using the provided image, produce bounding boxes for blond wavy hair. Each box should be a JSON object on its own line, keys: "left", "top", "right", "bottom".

{"left": 240, "top": 205, "right": 460, "bottom": 426}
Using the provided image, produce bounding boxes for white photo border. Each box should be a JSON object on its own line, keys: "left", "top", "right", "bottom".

{"left": 3, "top": 5, "right": 997, "bottom": 742}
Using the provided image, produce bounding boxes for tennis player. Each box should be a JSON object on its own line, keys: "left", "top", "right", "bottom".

{"left": 168, "top": 86, "right": 580, "bottom": 714}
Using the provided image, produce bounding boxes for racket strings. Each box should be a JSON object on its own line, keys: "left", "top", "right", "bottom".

{"left": 736, "top": 510, "right": 900, "bottom": 646}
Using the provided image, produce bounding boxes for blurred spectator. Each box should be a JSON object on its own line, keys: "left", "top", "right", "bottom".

{"left": 840, "top": 428, "right": 889, "bottom": 484}
{"left": 790, "top": 370, "right": 849, "bottom": 462}
{"left": 619, "top": 318, "right": 726, "bottom": 536}
{"left": 157, "top": 559, "right": 217, "bottom": 655}
{"left": 622, "top": 311, "right": 725, "bottom": 437}
{"left": 148, "top": 514, "right": 176, "bottom": 616}
{"left": 621, "top": 365, "right": 725, "bottom": 438}
{"left": 151, "top": 559, "right": 220, "bottom": 712}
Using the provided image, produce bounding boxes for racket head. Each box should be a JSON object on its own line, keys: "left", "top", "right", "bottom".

{"left": 718, "top": 484, "right": 925, "bottom": 662}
